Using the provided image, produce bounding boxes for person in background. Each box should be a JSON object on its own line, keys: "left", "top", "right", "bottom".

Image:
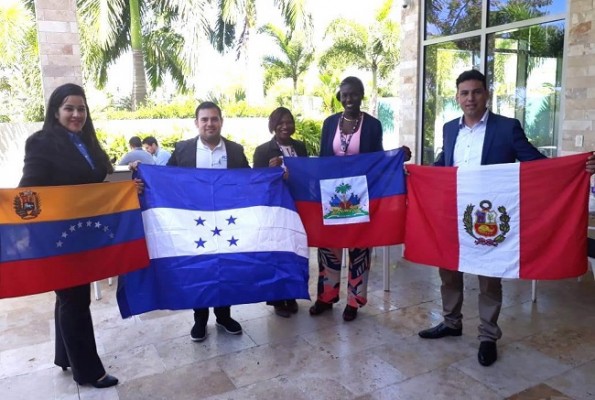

{"left": 253, "top": 106, "right": 308, "bottom": 318}
{"left": 309, "top": 76, "right": 411, "bottom": 322}
{"left": 142, "top": 136, "right": 171, "bottom": 165}
{"left": 167, "top": 101, "right": 249, "bottom": 342}
{"left": 118, "top": 135, "right": 155, "bottom": 166}
{"left": 19, "top": 83, "right": 119, "bottom": 388}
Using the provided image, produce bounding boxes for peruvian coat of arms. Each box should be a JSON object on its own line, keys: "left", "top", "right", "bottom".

{"left": 463, "top": 200, "right": 509, "bottom": 246}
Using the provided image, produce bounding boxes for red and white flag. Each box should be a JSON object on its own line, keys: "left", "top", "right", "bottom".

{"left": 404, "top": 154, "right": 590, "bottom": 279}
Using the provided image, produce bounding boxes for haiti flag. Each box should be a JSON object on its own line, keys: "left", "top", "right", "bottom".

{"left": 283, "top": 149, "right": 407, "bottom": 248}
{"left": 404, "top": 153, "right": 590, "bottom": 279}
{"left": 0, "top": 181, "right": 149, "bottom": 298}
{"left": 117, "top": 165, "right": 309, "bottom": 318}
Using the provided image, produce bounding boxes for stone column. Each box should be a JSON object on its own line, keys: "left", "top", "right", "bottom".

{"left": 34, "top": 0, "right": 83, "bottom": 104}
{"left": 399, "top": 2, "right": 420, "bottom": 160}
{"left": 562, "top": 0, "right": 595, "bottom": 155}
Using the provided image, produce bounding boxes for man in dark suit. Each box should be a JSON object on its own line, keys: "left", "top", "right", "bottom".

{"left": 417, "top": 69, "right": 548, "bottom": 367}
{"left": 167, "top": 101, "right": 250, "bottom": 342}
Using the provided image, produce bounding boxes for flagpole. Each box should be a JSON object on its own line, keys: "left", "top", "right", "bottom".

{"left": 383, "top": 246, "right": 390, "bottom": 292}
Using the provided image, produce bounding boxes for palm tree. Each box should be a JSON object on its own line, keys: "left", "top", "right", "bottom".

{"left": 77, "top": 0, "right": 208, "bottom": 109}
{"left": 259, "top": 23, "right": 313, "bottom": 96}
{"left": 0, "top": 0, "right": 42, "bottom": 121}
{"left": 320, "top": 0, "right": 400, "bottom": 116}
{"left": 209, "top": 0, "right": 311, "bottom": 103}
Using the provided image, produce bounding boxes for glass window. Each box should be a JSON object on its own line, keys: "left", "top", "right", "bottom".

{"left": 486, "top": 21, "right": 564, "bottom": 154}
{"left": 425, "top": 0, "right": 482, "bottom": 39}
{"left": 422, "top": 37, "right": 481, "bottom": 164}
{"left": 489, "top": 0, "right": 567, "bottom": 27}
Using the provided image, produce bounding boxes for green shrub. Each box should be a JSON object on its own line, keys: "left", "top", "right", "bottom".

{"left": 97, "top": 129, "right": 183, "bottom": 164}
{"left": 294, "top": 118, "right": 322, "bottom": 156}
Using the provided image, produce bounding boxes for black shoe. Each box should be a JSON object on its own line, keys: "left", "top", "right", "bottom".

{"left": 216, "top": 317, "right": 243, "bottom": 335}
{"left": 418, "top": 323, "right": 462, "bottom": 339}
{"left": 90, "top": 374, "right": 119, "bottom": 389}
{"left": 190, "top": 323, "right": 207, "bottom": 342}
{"left": 478, "top": 341, "right": 498, "bottom": 366}
{"left": 342, "top": 305, "right": 358, "bottom": 322}
{"left": 309, "top": 300, "right": 333, "bottom": 316}
{"left": 286, "top": 299, "right": 299, "bottom": 314}
{"left": 274, "top": 305, "right": 291, "bottom": 318}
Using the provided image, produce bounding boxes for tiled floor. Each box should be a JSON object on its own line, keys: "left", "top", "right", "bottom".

{"left": 1, "top": 248, "right": 595, "bottom": 400}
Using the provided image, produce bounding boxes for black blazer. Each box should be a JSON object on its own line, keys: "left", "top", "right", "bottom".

{"left": 253, "top": 137, "right": 308, "bottom": 168}
{"left": 319, "top": 112, "right": 383, "bottom": 157}
{"left": 167, "top": 136, "right": 250, "bottom": 169}
{"left": 19, "top": 128, "right": 109, "bottom": 187}
{"left": 434, "top": 111, "right": 546, "bottom": 167}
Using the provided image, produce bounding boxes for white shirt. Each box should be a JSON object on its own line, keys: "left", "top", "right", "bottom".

{"left": 453, "top": 109, "right": 490, "bottom": 167}
{"left": 196, "top": 138, "right": 227, "bottom": 169}
{"left": 153, "top": 148, "right": 171, "bottom": 165}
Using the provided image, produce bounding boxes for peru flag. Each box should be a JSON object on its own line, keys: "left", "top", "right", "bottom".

{"left": 404, "top": 154, "right": 589, "bottom": 279}
{"left": 284, "top": 149, "right": 407, "bottom": 248}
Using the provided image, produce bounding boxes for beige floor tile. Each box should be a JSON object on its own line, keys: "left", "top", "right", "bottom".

{"left": 453, "top": 342, "right": 573, "bottom": 398}
{"left": 0, "top": 340, "right": 54, "bottom": 379}
{"left": 369, "top": 333, "right": 477, "bottom": 379}
{"left": 356, "top": 366, "right": 501, "bottom": 400}
{"left": 116, "top": 358, "right": 235, "bottom": 400}
{"left": 546, "top": 359, "right": 595, "bottom": 400}
{"left": 216, "top": 336, "right": 335, "bottom": 387}
{"left": 505, "top": 383, "right": 573, "bottom": 400}
{"left": 154, "top": 327, "right": 257, "bottom": 369}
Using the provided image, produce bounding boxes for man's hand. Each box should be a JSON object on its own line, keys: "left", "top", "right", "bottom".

{"left": 268, "top": 156, "right": 283, "bottom": 167}
{"left": 587, "top": 152, "right": 595, "bottom": 175}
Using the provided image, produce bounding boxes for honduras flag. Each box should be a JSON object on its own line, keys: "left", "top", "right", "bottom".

{"left": 117, "top": 165, "right": 309, "bottom": 318}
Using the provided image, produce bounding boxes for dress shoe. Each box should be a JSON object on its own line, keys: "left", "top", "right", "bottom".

{"left": 274, "top": 305, "right": 291, "bottom": 318}
{"left": 90, "top": 374, "right": 119, "bottom": 389}
{"left": 478, "top": 341, "right": 498, "bottom": 366}
{"left": 285, "top": 299, "right": 299, "bottom": 314}
{"left": 309, "top": 300, "right": 333, "bottom": 316}
{"left": 342, "top": 305, "right": 358, "bottom": 322}
{"left": 216, "top": 317, "right": 243, "bottom": 335}
{"left": 190, "top": 323, "right": 207, "bottom": 342}
{"left": 418, "top": 323, "right": 462, "bottom": 339}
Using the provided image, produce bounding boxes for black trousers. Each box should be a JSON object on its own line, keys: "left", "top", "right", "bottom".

{"left": 54, "top": 284, "right": 105, "bottom": 384}
{"left": 193, "top": 306, "right": 231, "bottom": 325}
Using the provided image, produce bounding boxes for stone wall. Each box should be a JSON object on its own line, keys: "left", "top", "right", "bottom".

{"left": 399, "top": 2, "right": 420, "bottom": 161}
{"left": 34, "top": 0, "right": 82, "bottom": 103}
{"left": 562, "top": 0, "right": 595, "bottom": 155}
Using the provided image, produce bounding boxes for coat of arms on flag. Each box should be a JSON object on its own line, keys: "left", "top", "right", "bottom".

{"left": 321, "top": 176, "right": 370, "bottom": 225}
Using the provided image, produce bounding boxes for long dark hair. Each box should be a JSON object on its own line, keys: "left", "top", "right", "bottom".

{"left": 44, "top": 83, "right": 113, "bottom": 173}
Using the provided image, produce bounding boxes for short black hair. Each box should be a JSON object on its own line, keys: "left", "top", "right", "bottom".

{"left": 337, "top": 76, "right": 365, "bottom": 100}
{"left": 268, "top": 107, "right": 294, "bottom": 133}
{"left": 129, "top": 136, "right": 142, "bottom": 147}
{"left": 195, "top": 101, "right": 222, "bottom": 119}
{"left": 142, "top": 136, "right": 158, "bottom": 146}
{"left": 456, "top": 69, "right": 487, "bottom": 91}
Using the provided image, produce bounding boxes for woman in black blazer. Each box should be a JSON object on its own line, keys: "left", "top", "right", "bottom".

{"left": 19, "top": 84, "right": 118, "bottom": 388}
{"left": 253, "top": 107, "right": 307, "bottom": 318}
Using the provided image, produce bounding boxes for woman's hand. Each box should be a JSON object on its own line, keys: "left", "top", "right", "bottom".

{"left": 586, "top": 152, "right": 595, "bottom": 175}
{"left": 268, "top": 156, "right": 283, "bottom": 167}
{"left": 401, "top": 146, "right": 412, "bottom": 162}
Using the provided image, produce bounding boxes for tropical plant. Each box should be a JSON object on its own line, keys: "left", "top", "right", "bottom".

{"left": 208, "top": 0, "right": 310, "bottom": 56}
{"left": 0, "top": 0, "right": 43, "bottom": 121}
{"left": 259, "top": 23, "right": 314, "bottom": 96}
{"left": 320, "top": 0, "right": 400, "bottom": 116}
{"left": 77, "top": 0, "right": 208, "bottom": 110}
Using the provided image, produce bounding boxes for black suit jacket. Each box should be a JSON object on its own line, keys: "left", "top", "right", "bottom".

{"left": 319, "top": 112, "right": 383, "bottom": 157}
{"left": 167, "top": 136, "right": 249, "bottom": 169}
{"left": 19, "top": 127, "right": 109, "bottom": 187}
{"left": 252, "top": 137, "right": 308, "bottom": 168}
